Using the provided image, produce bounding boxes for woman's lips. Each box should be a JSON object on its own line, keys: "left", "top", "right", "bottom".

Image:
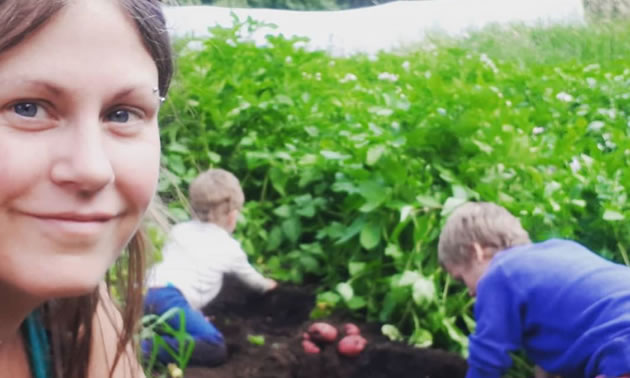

{"left": 20, "top": 211, "right": 117, "bottom": 238}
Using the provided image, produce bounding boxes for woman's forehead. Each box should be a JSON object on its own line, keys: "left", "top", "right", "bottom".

{"left": 0, "top": 0, "right": 157, "bottom": 91}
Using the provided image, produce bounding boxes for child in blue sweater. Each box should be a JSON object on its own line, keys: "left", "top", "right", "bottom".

{"left": 438, "top": 202, "right": 630, "bottom": 378}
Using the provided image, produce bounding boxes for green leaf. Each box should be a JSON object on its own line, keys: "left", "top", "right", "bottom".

{"left": 273, "top": 205, "right": 292, "bottom": 218}
{"left": 358, "top": 180, "right": 387, "bottom": 212}
{"left": 347, "top": 296, "right": 367, "bottom": 310}
{"left": 336, "top": 282, "right": 354, "bottom": 302}
{"left": 320, "top": 150, "right": 351, "bottom": 160}
{"left": 269, "top": 166, "right": 288, "bottom": 196}
{"left": 368, "top": 106, "right": 393, "bottom": 116}
{"left": 349, "top": 261, "right": 367, "bottom": 276}
{"left": 282, "top": 218, "right": 301, "bottom": 243}
{"left": 603, "top": 209, "right": 625, "bottom": 221}
{"left": 360, "top": 220, "right": 381, "bottom": 250}
{"left": 247, "top": 334, "right": 265, "bottom": 346}
{"left": 397, "top": 270, "right": 421, "bottom": 287}
{"left": 317, "top": 291, "right": 341, "bottom": 306}
{"left": 416, "top": 195, "right": 442, "bottom": 209}
{"left": 166, "top": 142, "right": 190, "bottom": 154}
{"left": 366, "top": 145, "right": 386, "bottom": 166}
{"left": 381, "top": 324, "right": 404, "bottom": 342}
{"left": 412, "top": 276, "right": 436, "bottom": 307}
{"left": 409, "top": 328, "right": 433, "bottom": 348}
{"left": 274, "top": 94, "right": 294, "bottom": 106}
{"left": 441, "top": 197, "right": 468, "bottom": 217}
{"left": 299, "top": 255, "right": 320, "bottom": 273}
{"left": 296, "top": 205, "right": 316, "bottom": 218}
{"left": 266, "top": 226, "right": 284, "bottom": 251}
{"left": 336, "top": 216, "right": 366, "bottom": 244}
{"left": 400, "top": 205, "right": 414, "bottom": 223}
{"left": 385, "top": 244, "right": 403, "bottom": 260}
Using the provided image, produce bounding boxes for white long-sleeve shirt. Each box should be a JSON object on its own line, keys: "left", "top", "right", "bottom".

{"left": 146, "top": 220, "right": 272, "bottom": 310}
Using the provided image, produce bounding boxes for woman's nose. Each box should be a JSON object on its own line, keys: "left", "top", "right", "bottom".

{"left": 50, "top": 123, "right": 114, "bottom": 195}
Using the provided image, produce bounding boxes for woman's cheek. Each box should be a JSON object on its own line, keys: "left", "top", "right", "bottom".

{"left": 111, "top": 134, "right": 161, "bottom": 213}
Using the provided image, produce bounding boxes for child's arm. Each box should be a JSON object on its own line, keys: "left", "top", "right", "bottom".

{"left": 229, "top": 247, "right": 276, "bottom": 292}
{"left": 466, "top": 267, "right": 524, "bottom": 378}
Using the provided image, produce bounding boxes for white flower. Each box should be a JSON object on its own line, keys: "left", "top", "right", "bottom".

{"left": 424, "top": 71, "right": 432, "bottom": 79}
{"left": 556, "top": 92, "right": 574, "bottom": 102}
{"left": 597, "top": 108, "right": 617, "bottom": 119}
{"left": 402, "top": 61, "right": 410, "bottom": 71}
{"left": 340, "top": 73, "right": 357, "bottom": 83}
{"left": 315, "top": 72, "right": 322, "bottom": 81}
{"left": 532, "top": 126, "right": 545, "bottom": 135}
{"left": 285, "top": 56, "right": 293, "bottom": 64}
{"left": 587, "top": 121, "right": 605, "bottom": 132}
{"left": 480, "top": 53, "right": 499, "bottom": 74}
{"left": 583, "top": 63, "right": 600, "bottom": 72}
{"left": 437, "top": 108, "right": 447, "bottom": 116}
{"left": 570, "top": 157, "right": 581, "bottom": 173}
{"left": 186, "top": 40, "right": 204, "bottom": 51}
{"left": 586, "top": 77, "right": 597, "bottom": 88}
{"left": 378, "top": 72, "right": 399, "bottom": 82}
{"left": 505, "top": 100, "right": 512, "bottom": 107}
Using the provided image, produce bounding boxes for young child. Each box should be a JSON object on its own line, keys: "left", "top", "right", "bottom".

{"left": 438, "top": 202, "right": 630, "bottom": 378}
{"left": 144, "top": 168, "right": 277, "bottom": 366}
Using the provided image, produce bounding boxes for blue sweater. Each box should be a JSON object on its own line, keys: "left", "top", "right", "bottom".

{"left": 466, "top": 239, "right": 630, "bottom": 378}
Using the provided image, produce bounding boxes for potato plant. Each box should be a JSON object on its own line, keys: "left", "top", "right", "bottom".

{"left": 157, "top": 17, "right": 630, "bottom": 367}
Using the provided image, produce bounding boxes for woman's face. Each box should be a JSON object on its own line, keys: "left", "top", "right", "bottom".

{"left": 0, "top": 0, "right": 161, "bottom": 298}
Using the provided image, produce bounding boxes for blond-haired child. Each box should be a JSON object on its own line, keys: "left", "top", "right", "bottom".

{"left": 144, "top": 168, "right": 276, "bottom": 366}
{"left": 439, "top": 202, "right": 630, "bottom": 378}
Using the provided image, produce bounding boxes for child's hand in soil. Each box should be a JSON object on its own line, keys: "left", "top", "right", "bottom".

{"left": 264, "top": 278, "right": 278, "bottom": 292}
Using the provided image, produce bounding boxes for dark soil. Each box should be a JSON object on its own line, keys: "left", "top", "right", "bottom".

{"left": 185, "top": 276, "right": 467, "bottom": 378}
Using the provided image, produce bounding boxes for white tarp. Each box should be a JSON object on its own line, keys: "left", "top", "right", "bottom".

{"left": 163, "top": 0, "right": 585, "bottom": 56}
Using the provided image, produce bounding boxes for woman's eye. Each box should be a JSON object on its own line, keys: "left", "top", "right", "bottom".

{"left": 14, "top": 102, "right": 40, "bottom": 118}
{"left": 106, "top": 108, "right": 142, "bottom": 123}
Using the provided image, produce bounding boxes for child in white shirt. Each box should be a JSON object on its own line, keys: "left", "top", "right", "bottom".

{"left": 144, "top": 168, "right": 276, "bottom": 366}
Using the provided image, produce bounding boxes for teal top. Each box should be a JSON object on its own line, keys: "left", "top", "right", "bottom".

{"left": 23, "top": 312, "right": 51, "bottom": 378}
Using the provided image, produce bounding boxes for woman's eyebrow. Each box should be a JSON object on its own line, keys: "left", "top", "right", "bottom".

{"left": 0, "top": 78, "right": 157, "bottom": 103}
{"left": 107, "top": 85, "right": 159, "bottom": 103}
{"left": 0, "top": 78, "right": 63, "bottom": 95}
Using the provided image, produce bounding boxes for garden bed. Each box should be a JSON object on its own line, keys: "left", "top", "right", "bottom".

{"left": 185, "top": 276, "right": 467, "bottom": 378}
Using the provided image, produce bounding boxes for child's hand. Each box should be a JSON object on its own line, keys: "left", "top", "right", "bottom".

{"left": 265, "top": 278, "right": 278, "bottom": 292}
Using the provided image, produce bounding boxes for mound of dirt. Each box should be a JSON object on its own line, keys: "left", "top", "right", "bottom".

{"left": 184, "top": 276, "right": 467, "bottom": 378}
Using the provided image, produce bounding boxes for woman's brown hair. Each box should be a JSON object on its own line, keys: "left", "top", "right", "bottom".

{"left": 0, "top": 1, "right": 174, "bottom": 377}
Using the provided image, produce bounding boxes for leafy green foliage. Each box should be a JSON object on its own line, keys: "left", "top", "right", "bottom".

{"left": 158, "top": 16, "right": 630, "bottom": 367}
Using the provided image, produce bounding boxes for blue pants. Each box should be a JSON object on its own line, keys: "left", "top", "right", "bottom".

{"left": 143, "top": 285, "right": 227, "bottom": 367}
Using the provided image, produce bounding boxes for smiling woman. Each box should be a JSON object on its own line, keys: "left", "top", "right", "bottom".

{"left": 0, "top": 1, "right": 172, "bottom": 377}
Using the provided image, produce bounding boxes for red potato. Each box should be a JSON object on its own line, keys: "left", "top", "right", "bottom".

{"left": 343, "top": 323, "right": 361, "bottom": 336}
{"left": 302, "top": 339, "right": 321, "bottom": 354}
{"left": 307, "top": 322, "right": 339, "bottom": 343}
{"left": 337, "top": 335, "right": 367, "bottom": 357}
{"left": 302, "top": 332, "right": 310, "bottom": 340}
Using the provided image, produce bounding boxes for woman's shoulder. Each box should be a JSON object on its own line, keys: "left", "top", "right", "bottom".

{"left": 88, "top": 283, "right": 145, "bottom": 378}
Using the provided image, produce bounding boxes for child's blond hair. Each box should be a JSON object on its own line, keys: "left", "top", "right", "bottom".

{"left": 189, "top": 168, "right": 245, "bottom": 227}
{"left": 438, "top": 202, "right": 531, "bottom": 266}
